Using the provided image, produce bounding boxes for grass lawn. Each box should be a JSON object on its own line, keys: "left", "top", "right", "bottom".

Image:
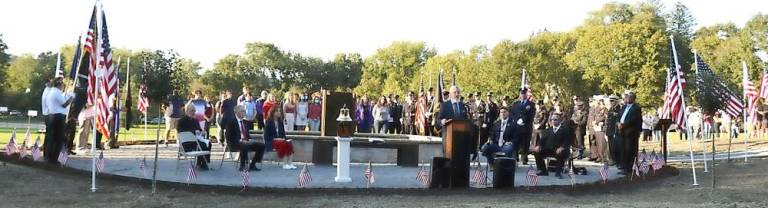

{"left": 0, "top": 124, "right": 219, "bottom": 147}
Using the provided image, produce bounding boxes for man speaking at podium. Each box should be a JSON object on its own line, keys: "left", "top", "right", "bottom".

{"left": 438, "top": 86, "right": 469, "bottom": 127}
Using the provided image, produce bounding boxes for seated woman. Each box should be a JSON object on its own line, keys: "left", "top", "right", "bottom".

{"left": 264, "top": 107, "right": 296, "bottom": 169}
{"left": 178, "top": 103, "right": 211, "bottom": 170}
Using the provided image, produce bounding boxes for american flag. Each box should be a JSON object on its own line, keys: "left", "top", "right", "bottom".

{"left": 760, "top": 69, "right": 768, "bottom": 99}
{"left": 662, "top": 37, "right": 687, "bottom": 130}
{"left": 472, "top": 162, "right": 486, "bottom": 185}
{"left": 298, "top": 164, "right": 312, "bottom": 187}
{"left": 632, "top": 158, "right": 640, "bottom": 177}
{"left": 416, "top": 164, "right": 430, "bottom": 186}
{"left": 139, "top": 156, "right": 146, "bottom": 177}
{"left": 695, "top": 54, "right": 744, "bottom": 118}
{"left": 96, "top": 151, "right": 106, "bottom": 173}
{"left": 526, "top": 165, "right": 538, "bottom": 187}
{"left": 652, "top": 153, "right": 665, "bottom": 171}
{"left": 241, "top": 169, "right": 250, "bottom": 191}
{"left": 58, "top": 147, "right": 69, "bottom": 166}
{"left": 364, "top": 161, "right": 375, "bottom": 185}
{"left": 186, "top": 161, "right": 197, "bottom": 184}
{"left": 5, "top": 129, "right": 17, "bottom": 155}
{"left": 85, "top": 6, "right": 98, "bottom": 106}
{"left": 743, "top": 61, "right": 759, "bottom": 122}
{"left": 568, "top": 167, "right": 576, "bottom": 186}
{"left": 639, "top": 158, "right": 650, "bottom": 175}
{"left": 18, "top": 139, "right": 27, "bottom": 159}
{"left": 599, "top": 163, "right": 609, "bottom": 183}
{"left": 95, "top": 10, "right": 117, "bottom": 139}
{"left": 31, "top": 136, "right": 42, "bottom": 161}
{"left": 137, "top": 84, "right": 149, "bottom": 114}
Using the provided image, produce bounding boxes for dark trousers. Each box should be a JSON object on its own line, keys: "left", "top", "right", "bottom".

{"left": 515, "top": 130, "right": 532, "bottom": 163}
{"left": 182, "top": 141, "right": 211, "bottom": 168}
{"left": 622, "top": 131, "right": 640, "bottom": 172}
{"left": 481, "top": 142, "right": 515, "bottom": 166}
{"left": 574, "top": 124, "right": 586, "bottom": 149}
{"left": 236, "top": 141, "right": 265, "bottom": 168}
{"left": 534, "top": 149, "right": 568, "bottom": 173}
{"left": 610, "top": 133, "right": 624, "bottom": 169}
{"left": 389, "top": 120, "right": 402, "bottom": 134}
{"left": 255, "top": 114, "right": 265, "bottom": 130}
{"left": 45, "top": 114, "right": 66, "bottom": 163}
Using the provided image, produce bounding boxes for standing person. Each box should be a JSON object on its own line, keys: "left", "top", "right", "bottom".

{"left": 480, "top": 108, "right": 515, "bottom": 166}
{"left": 44, "top": 78, "right": 73, "bottom": 164}
{"left": 571, "top": 96, "right": 589, "bottom": 159}
{"left": 532, "top": 113, "right": 571, "bottom": 178}
{"left": 355, "top": 96, "right": 373, "bottom": 133}
{"left": 605, "top": 95, "right": 622, "bottom": 166}
{"left": 237, "top": 86, "right": 250, "bottom": 103}
{"left": 254, "top": 91, "right": 268, "bottom": 130}
{"left": 415, "top": 92, "right": 428, "bottom": 135}
{"left": 402, "top": 92, "right": 416, "bottom": 135}
{"left": 238, "top": 93, "right": 257, "bottom": 131}
{"left": 372, "top": 96, "right": 391, "bottom": 134}
{"left": 590, "top": 99, "right": 608, "bottom": 163}
{"left": 76, "top": 104, "right": 95, "bottom": 152}
{"left": 437, "top": 86, "right": 469, "bottom": 126}
{"left": 226, "top": 105, "right": 266, "bottom": 171}
{"left": 483, "top": 92, "right": 499, "bottom": 147}
{"left": 617, "top": 92, "right": 642, "bottom": 175}
{"left": 188, "top": 90, "right": 208, "bottom": 132}
{"left": 295, "top": 94, "right": 309, "bottom": 131}
{"left": 178, "top": 103, "right": 210, "bottom": 170}
{"left": 162, "top": 91, "right": 184, "bottom": 145}
{"left": 509, "top": 88, "right": 535, "bottom": 165}
{"left": 642, "top": 113, "right": 653, "bottom": 142}
{"left": 217, "top": 90, "right": 237, "bottom": 147}
{"left": 389, "top": 95, "right": 403, "bottom": 134}
{"left": 307, "top": 95, "right": 322, "bottom": 131}
{"left": 282, "top": 93, "right": 297, "bottom": 131}
{"left": 264, "top": 107, "right": 296, "bottom": 170}
{"left": 203, "top": 95, "right": 215, "bottom": 141}
{"left": 262, "top": 93, "right": 277, "bottom": 121}
{"left": 42, "top": 80, "right": 52, "bottom": 153}
{"left": 532, "top": 99, "right": 549, "bottom": 150}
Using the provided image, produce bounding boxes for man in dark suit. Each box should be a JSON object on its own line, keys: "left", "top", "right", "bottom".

{"left": 226, "top": 105, "right": 266, "bottom": 171}
{"left": 532, "top": 113, "right": 572, "bottom": 178}
{"left": 480, "top": 108, "right": 515, "bottom": 166}
{"left": 437, "top": 85, "right": 469, "bottom": 126}
{"left": 402, "top": 92, "right": 417, "bottom": 135}
{"left": 389, "top": 94, "right": 403, "bottom": 134}
{"left": 509, "top": 88, "right": 536, "bottom": 164}
{"left": 617, "top": 92, "right": 642, "bottom": 174}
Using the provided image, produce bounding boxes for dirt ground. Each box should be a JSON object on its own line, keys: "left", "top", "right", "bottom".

{"left": 1, "top": 157, "right": 767, "bottom": 208}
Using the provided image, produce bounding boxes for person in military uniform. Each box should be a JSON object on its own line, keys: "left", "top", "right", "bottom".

{"left": 509, "top": 88, "right": 535, "bottom": 164}
{"left": 389, "top": 94, "right": 403, "bottom": 134}
{"left": 532, "top": 99, "right": 549, "bottom": 150}
{"left": 484, "top": 92, "right": 499, "bottom": 147}
{"left": 467, "top": 92, "right": 486, "bottom": 160}
{"left": 571, "top": 96, "right": 589, "bottom": 159}
{"left": 402, "top": 92, "right": 417, "bottom": 135}
{"left": 589, "top": 97, "right": 609, "bottom": 162}
{"left": 605, "top": 95, "right": 623, "bottom": 166}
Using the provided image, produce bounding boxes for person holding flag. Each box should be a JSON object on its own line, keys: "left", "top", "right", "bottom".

{"left": 510, "top": 88, "right": 536, "bottom": 165}
{"left": 44, "top": 77, "right": 74, "bottom": 164}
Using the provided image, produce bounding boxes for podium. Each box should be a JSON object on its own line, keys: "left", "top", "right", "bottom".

{"left": 430, "top": 119, "right": 473, "bottom": 188}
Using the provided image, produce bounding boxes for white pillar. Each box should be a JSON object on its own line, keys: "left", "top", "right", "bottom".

{"left": 334, "top": 137, "right": 353, "bottom": 182}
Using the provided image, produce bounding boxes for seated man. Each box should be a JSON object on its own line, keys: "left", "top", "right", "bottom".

{"left": 532, "top": 113, "right": 572, "bottom": 178}
{"left": 226, "top": 105, "right": 266, "bottom": 171}
{"left": 480, "top": 108, "right": 515, "bottom": 166}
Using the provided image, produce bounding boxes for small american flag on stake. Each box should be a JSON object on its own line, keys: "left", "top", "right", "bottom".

{"left": 58, "top": 147, "right": 69, "bottom": 166}
{"left": 31, "top": 136, "right": 42, "bottom": 161}
{"left": 364, "top": 161, "right": 375, "bottom": 186}
{"left": 526, "top": 165, "right": 539, "bottom": 187}
{"left": 298, "top": 164, "right": 312, "bottom": 187}
{"left": 19, "top": 128, "right": 30, "bottom": 159}
{"left": 632, "top": 157, "right": 640, "bottom": 178}
{"left": 138, "top": 156, "right": 147, "bottom": 177}
{"left": 5, "top": 129, "right": 17, "bottom": 155}
{"left": 599, "top": 163, "right": 609, "bottom": 183}
{"left": 241, "top": 169, "right": 250, "bottom": 191}
{"left": 416, "top": 162, "right": 430, "bottom": 186}
{"left": 96, "top": 151, "right": 106, "bottom": 173}
{"left": 640, "top": 158, "right": 650, "bottom": 175}
{"left": 568, "top": 167, "right": 576, "bottom": 187}
{"left": 652, "top": 153, "right": 664, "bottom": 171}
{"left": 472, "top": 161, "right": 486, "bottom": 185}
{"left": 186, "top": 161, "right": 197, "bottom": 184}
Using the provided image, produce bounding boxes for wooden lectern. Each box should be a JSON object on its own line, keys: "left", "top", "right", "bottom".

{"left": 436, "top": 119, "right": 473, "bottom": 188}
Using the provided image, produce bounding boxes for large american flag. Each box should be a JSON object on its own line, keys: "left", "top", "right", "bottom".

{"left": 137, "top": 84, "right": 149, "bottom": 114}
{"left": 85, "top": 6, "right": 98, "bottom": 106}
{"left": 364, "top": 162, "right": 375, "bottom": 185}
{"left": 760, "top": 69, "right": 768, "bottom": 99}
{"left": 743, "top": 61, "right": 759, "bottom": 122}
{"left": 662, "top": 37, "right": 687, "bottom": 130}
{"left": 95, "top": 10, "right": 117, "bottom": 139}
{"left": 695, "top": 54, "right": 744, "bottom": 118}
{"left": 526, "top": 165, "right": 538, "bottom": 187}
{"left": 298, "top": 164, "right": 312, "bottom": 187}
{"left": 4, "top": 129, "right": 16, "bottom": 156}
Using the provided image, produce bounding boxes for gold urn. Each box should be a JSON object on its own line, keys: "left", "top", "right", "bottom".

{"left": 336, "top": 105, "right": 354, "bottom": 137}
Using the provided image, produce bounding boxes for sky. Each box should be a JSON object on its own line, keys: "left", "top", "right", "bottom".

{"left": 1, "top": 0, "right": 766, "bottom": 69}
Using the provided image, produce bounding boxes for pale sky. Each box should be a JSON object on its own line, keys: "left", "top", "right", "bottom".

{"left": 1, "top": 0, "right": 766, "bottom": 69}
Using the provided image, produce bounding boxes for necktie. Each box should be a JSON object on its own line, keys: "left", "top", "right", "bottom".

{"left": 453, "top": 103, "right": 459, "bottom": 116}
{"left": 499, "top": 121, "right": 506, "bottom": 144}
{"left": 240, "top": 120, "right": 248, "bottom": 141}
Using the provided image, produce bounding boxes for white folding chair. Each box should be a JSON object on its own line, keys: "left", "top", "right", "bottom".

{"left": 177, "top": 132, "right": 211, "bottom": 173}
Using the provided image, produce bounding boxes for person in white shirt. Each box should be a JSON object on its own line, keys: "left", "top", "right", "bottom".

{"left": 44, "top": 77, "right": 73, "bottom": 164}
{"left": 76, "top": 104, "right": 95, "bottom": 151}
{"left": 372, "top": 96, "right": 391, "bottom": 134}
{"left": 41, "top": 80, "right": 52, "bottom": 154}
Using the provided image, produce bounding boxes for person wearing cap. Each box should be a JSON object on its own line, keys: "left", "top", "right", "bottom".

{"left": 589, "top": 97, "right": 609, "bottom": 162}
{"left": 483, "top": 92, "right": 499, "bottom": 143}
{"left": 389, "top": 94, "right": 403, "bottom": 134}
{"left": 468, "top": 92, "right": 486, "bottom": 153}
{"left": 509, "top": 88, "right": 536, "bottom": 164}
{"left": 402, "top": 92, "right": 417, "bottom": 135}
{"left": 617, "top": 92, "right": 642, "bottom": 174}
{"left": 605, "top": 94, "right": 623, "bottom": 166}
{"left": 532, "top": 99, "right": 549, "bottom": 150}
{"left": 571, "top": 96, "right": 589, "bottom": 159}
{"left": 44, "top": 77, "right": 74, "bottom": 164}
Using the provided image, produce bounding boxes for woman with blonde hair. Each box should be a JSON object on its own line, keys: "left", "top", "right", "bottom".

{"left": 282, "top": 93, "right": 298, "bottom": 131}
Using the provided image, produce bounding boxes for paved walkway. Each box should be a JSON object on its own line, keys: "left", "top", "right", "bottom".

{"left": 64, "top": 144, "right": 624, "bottom": 189}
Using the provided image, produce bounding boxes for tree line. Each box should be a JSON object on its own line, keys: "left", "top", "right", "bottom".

{"left": 0, "top": 1, "right": 766, "bottom": 116}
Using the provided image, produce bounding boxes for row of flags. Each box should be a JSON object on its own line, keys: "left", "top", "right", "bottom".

{"left": 632, "top": 151, "right": 666, "bottom": 179}
{"left": 5, "top": 129, "right": 43, "bottom": 161}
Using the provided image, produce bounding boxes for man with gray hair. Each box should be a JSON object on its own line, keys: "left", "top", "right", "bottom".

{"left": 617, "top": 91, "right": 642, "bottom": 175}
{"left": 226, "top": 104, "right": 266, "bottom": 171}
{"left": 437, "top": 85, "right": 469, "bottom": 126}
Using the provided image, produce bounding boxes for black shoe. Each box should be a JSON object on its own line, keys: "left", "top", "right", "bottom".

{"left": 536, "top": 171, "right": 549, "bottom": 176}
{"left": 239, "top": 166, "right": 247, "bottom": 171}
{"left": 68, "top": 151, "right": 77, "bottom": 155}
{"left": 198, "top": 166, "right": 210, "bottom": 171}
{"left": 249, "top": 166, "right": 261, "bottom": 171}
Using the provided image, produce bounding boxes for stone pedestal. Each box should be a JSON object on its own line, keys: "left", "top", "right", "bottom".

{"left": 334, "top": 137, "right": 353, "bottom": 182}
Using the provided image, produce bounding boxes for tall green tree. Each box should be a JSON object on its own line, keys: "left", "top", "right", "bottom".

{"left": 355, "top": 41, "right": 436, "bottom": 97}
{"left": 0, "top": 35, "right": 11, "bottom": 101}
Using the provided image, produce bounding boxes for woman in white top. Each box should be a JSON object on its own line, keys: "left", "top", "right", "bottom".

{"left": 372, "top": 96, "right": 390, "bottom": 134}
{"left": 282, "top": 93, "right": 297, "bottom": 131}
{"left": 295, "top": 94, "right": 309, "bottom": 131}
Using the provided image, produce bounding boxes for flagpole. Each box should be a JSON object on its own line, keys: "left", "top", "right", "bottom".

{"left": 126, "top": 57, "right": 134, "bottom": 142}
{"left": 742, "top": 61, "right": 750, "bottom": 162}
{"left": 56, "top": 51, "right": 62, "bottom": 77}
{"left": 678, "top": 36, "right": 697, "bottom": 186}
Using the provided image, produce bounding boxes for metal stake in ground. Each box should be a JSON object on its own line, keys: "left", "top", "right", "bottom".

{"left": 152, "top": 107, "right": 160, "bottom": 194}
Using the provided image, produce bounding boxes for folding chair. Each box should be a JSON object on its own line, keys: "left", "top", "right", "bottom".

{"left": 176, "top": 132, "right": 211, "bottom": 173}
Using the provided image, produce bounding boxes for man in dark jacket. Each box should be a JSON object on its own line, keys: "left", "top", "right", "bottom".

{"left": 227, "top": 105, "right": 266, "bottom": 171}
{"left": 617, "top": 92, "right": 642, "bottom": 174}
{"left": 480, "top": 108, "right": 515, "bottom": 166}
{"left": 509, "top": 88, "right": 535, "bottom": 164}
{"left": 532, "top": 113, "right": 572, "bottom": 178}
{"left": 571, "top": 96, "right": 589, "bottom": 159}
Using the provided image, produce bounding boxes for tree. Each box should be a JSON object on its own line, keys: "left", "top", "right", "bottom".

{"left": 355, "top": 41, "right": 436, "bottom": 97}
{"left": 0, "top": 35, "right": 11, "bottom": 100}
